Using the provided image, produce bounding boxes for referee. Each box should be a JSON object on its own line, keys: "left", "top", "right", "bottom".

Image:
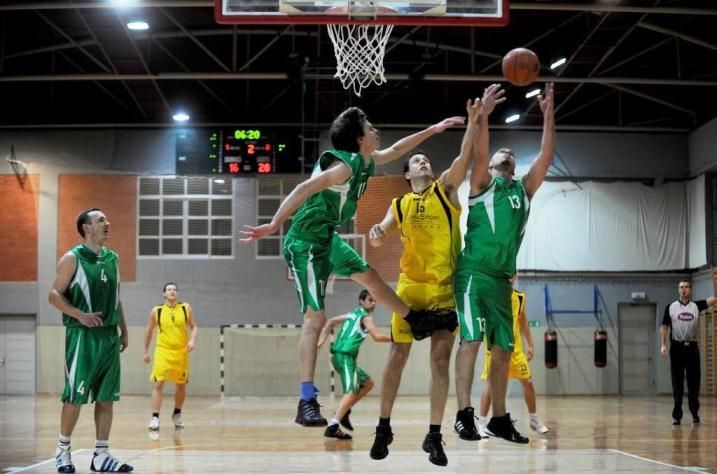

{"left": 660, "top": 272, "right": 717, "bottom": 426}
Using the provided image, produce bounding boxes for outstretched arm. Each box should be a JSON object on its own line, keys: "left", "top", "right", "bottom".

{"left": 369, "top": 205, "right": 398, "bottom": 248}
{"left": 363, "top": 316, "right": 391, "bottom": 343}
{"left": 439, "top": 97, "right": 481, "bottom": 197}
{"left": 469, "top": 84, "right": 505, "bottom": 194}
{"left": 317, "top": 314, "right": 348, "bottom": 349}
{"left": 240, "top": 160, "right": 352, "bottom": 241}
{"left": 371, "top": 116, "right": 465, "bottom": 166}
{"left": 522, "top": 82, "right": 555, "bottom": 199}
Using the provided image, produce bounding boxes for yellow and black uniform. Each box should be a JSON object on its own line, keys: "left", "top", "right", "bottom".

{"left": 150, "top": 302, "right": 191, "bottom": 384}
{"left": 391, "top": 180, "right": 462, "bottom": 342}
{"left": 481, "top": 290, "right": 531, "bottom": 380}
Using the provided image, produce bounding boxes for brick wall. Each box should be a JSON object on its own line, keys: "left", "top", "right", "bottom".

{"left": 57, "top": 175, "right": 137, "bottom": 282}
{"left": 356, "top": 175, "right": 408, "bottom": 282}
{"left": 0, "top": 175, "right": 39, "bottom": 281}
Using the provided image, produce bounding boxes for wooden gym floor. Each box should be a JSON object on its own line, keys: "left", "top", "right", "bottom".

{"left": 1, "top": 394, "right": 715, "bottom": 473}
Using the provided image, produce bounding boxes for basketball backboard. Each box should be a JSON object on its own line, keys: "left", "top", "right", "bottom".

{"left": 215, "top": 0, "right": 508, "bottom": 26}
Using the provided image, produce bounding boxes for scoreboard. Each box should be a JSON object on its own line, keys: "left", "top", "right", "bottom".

{"left": 176, "top": 128, "right": 302, "bottom": 175}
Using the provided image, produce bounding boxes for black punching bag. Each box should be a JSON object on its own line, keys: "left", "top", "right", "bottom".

{"left": 545, "top": 330, "right": 558, "bottom": 368}
{"left": 594, "top": 329, "right": 607, "bottom": 368}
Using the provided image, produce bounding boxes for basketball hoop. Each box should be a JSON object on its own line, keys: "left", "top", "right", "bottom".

{"left": 325, "top": 4, "right": 396, "bottom": 96}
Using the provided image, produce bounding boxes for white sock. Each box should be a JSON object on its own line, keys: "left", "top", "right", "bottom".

{"left": 478, "top": 416, "right": 488, "bottom": 424}
{"left": 58, "top": 434, "right": 71, "bottom": 448}
{"left": 94, "top": 440, "right": 109, "bottom": 453}
{"left": 530, "top": 413, "right": 539, "bottom": 419}
{"left": 329, "top": 418, "right": 339, "bottom": 426}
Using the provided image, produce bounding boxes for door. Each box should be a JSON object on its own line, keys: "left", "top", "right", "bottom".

{"left": 618, "top": 303, "right": 656, "bottom": 396}
{"left": 0, "top": 315, "right": 36, "bottom": 394}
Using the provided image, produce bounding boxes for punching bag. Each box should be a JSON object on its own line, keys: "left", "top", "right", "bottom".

{"left": 544, "top": 330, "right": 558, "bottom": 368}
{"left": 594, "top": 329, "right": 607, "bottom": 368}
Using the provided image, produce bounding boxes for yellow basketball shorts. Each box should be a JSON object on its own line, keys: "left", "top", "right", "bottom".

{"left": 391, "top": 276, "right": 456, "bottom": 343}
{"left": 150, "top": 348, "right": 189, "bottom": 384}
{"left": 481, "top": 349, "right": 532, "bottom": 380}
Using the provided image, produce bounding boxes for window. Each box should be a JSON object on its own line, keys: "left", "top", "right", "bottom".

{"left": 138, "top": 176, "right": 233, "bottom": 257}
{"left": 255, "top": 176, "right": 361, "bottom": 260}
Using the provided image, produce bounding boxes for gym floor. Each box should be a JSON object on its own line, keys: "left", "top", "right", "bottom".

{"left": 1, "top": 394, "right": 714, "bottom": 473}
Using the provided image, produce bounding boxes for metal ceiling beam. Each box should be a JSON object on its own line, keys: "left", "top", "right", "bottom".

{"left": 556, "top": 3, "right": 656, "bottom": 116}
{"left": 75, "top": 8, "right": 149, "bottom": 118}
{"left": 151, "top": 37, "right": 231, "bottom": 109}
{"left": 56, "top": 49, "right": 132, "bottom": 112}
{"left": 510, "top": 4, "right": 717, "bottom": 16}
{"left": 115, "top": 12, "right": 172, "bottom": 116}
{"left": 238, "top": 26, "right": 291, "bottom": 72}
{"left": 638, "top": 22, "right": 717, "bottom": 53}
{"left": 160, "top": 8, "right": 230, "bottom": 72}
{"left": 0, "top": 122, "right": 691, "bottom": 133}
{"left": 0, "top": 2, "right": 212, "bottom": 11}
{"left": 598, "top": 37, "right": 673, "bottom": 76}
{"left": 2, "top": 72, "right": 717, "bottom": 87}
{"left": 34, "top": 11, "right": 111, "bottom": 73}
{"left": 4, "top": 2, "right": 717, "bottom": 15}
{"left": 604, "top": 83, "right": 695, "bottom": 120}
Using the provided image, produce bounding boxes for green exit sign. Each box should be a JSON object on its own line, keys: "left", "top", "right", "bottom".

{"left": 529, "top": 320, "right": 540, "bottom": 328}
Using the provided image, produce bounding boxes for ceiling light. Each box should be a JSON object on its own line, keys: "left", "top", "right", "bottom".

{"left": 173, "top": 112, "right": 190, "bottom": 122}
{"left": 505, "top": 114, "right": 520, "bottom": 124}
{"left": 110, "top": 0, "right": 140, "bottom": 7}
{"left": 525, "top": 88, "right": 541, "bottom": 99}
{"left": 127, "top": 21, "right": 149, "bottom": 31}
{"left": 550, "top": 58, "right": 567, "bottom": 70}
{"left": 213, "top": 179, "right": 226, "bottom": 184}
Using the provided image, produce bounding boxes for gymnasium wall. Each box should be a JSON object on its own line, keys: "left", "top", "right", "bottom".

{"left": 0, "top": 125, "right": 711, "bottom": 397}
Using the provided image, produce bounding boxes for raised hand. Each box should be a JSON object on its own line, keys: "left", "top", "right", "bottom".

{"left": 431, "top": 116, "right": 465, "bottom": 133}
{"left": 538, "top": 82, "right": 554, "bottom": 121}
{"left": 466, "top": 97, "right": 482, "bottom": 124}
{"left": 480, "top": 83, "right": 506, "bottom": 117}
{"left": 239, "top": 223, "right": 278, "bottom": 242}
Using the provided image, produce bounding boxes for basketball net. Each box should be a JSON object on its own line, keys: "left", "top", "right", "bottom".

{"left": 326, "top": 4, "right": 394, "bottom": 96}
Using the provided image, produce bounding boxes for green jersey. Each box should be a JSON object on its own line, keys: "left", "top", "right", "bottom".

{"left": 330, "top": 307, "right": 370, "bottom": 356}
{"left": 63, "top": 244, "right": 120, "bottom": 328}
{"left": 288, "top": 149, "right": 374, "bottom": 242}
{"left": 459, "top": 177, "right": 530, "bottom": 278}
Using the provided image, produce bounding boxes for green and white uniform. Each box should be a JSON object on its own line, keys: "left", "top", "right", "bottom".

{"left": 61, "top": 244, "right": 122, "bottom": 404}
{"left": 454, "top": 177, "right": 530, "bottom": 350}
{"left": 330, "top": 307, "right": 371, "bottom": 394}
{"left": 284, "top": 150, "right": 374, "bottom": 313}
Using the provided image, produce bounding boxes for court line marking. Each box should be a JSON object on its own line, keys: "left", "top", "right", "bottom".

{"left": 5, "top": 449, "right": 87, "bottom": 474}
{"left": 610, "top": 449, "right": 706, "bottom": 472}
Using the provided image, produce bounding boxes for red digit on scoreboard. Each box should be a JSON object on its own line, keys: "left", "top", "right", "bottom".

{"left": 228, "top": 163, "right": 240, "bottom": 174}
{"left": 258, "top": 163, "right": 272, "bottom": 174}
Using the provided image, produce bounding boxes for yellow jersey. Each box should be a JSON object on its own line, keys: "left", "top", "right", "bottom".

{"left": 391, "top": 180, "right": 461, "bottom": 285}
{"left": 154, "top": 302, "right": 190, "bottom": 351}
{"left": 511, "top": 290, "right": 526, "bottom": 354}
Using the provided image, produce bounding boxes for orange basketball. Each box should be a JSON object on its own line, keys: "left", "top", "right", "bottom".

{"left": 502, "top": 48, "right": 540, "bottom": 86}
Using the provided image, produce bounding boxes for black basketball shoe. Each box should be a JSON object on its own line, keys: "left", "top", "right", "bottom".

{"left": 454, "top": 407, "right": 481, "bottom": 441}
{"left": 295, "top": 398, "right": 328, "bottom": 427}
{"left": 369, "top": 425, "right": 393, "bottom": 460}
{"left": 422, "top": 432, "right": 448, "bottom": 466}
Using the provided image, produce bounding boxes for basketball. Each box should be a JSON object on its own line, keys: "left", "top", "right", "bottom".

{"left": 502, "top": 48, "right": 540, "bottom": 86}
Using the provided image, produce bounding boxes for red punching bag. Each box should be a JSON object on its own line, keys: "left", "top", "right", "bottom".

{"left": 545, "top": 329, "right": 558, "bottom": 368}
{"left": 594, "top": 329, "right": 607, "bottom": 368}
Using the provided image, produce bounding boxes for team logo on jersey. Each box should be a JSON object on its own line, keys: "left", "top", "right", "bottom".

{"left": 677, "top": 312, "right": 694, "bottom": 321}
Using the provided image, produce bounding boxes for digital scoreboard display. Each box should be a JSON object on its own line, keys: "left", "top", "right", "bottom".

{"left": 176, "top": 128, "right": 302, "bottom": 175}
